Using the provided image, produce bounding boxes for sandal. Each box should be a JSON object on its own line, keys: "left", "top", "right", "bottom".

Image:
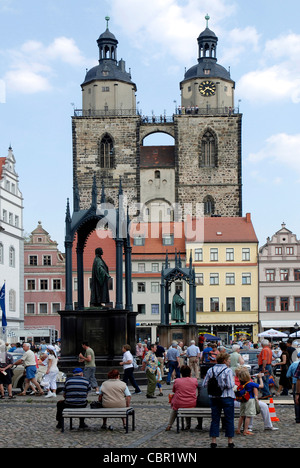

{"left": 18, "top": 392, "right": 27, "bottom": 396}
{"left": 243, "top": 431, "right": 254, "bottom": 436}
{"left": 165, "top": 425, "right": 172, "bottom": 431}
{"left": 8, "top": 395, "right": 15, "bottom": 399}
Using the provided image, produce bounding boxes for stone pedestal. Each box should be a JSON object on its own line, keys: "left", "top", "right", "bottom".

{"left": 58, "top": 308, "right": 138, "bottom": 367}
{"left": 157, "top": 324, "right": 199, "bottom": 348}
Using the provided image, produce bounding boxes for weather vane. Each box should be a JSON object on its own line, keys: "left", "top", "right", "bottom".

{"left": 105, "top": 16, "right": 110, "bottom": 29}
{"left": 205, "top": 14, "right": 210, "bottom": 28}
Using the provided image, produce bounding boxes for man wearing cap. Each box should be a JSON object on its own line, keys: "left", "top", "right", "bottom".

{"left": 56, "top": 368, "right": 91, "bottom": 429}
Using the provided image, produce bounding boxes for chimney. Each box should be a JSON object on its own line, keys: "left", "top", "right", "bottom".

{"left": 246, "top": 213, "right": 251, "bottom": 223}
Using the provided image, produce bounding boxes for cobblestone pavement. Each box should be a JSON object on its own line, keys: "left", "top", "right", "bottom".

{"left": 1, "top": 385, "right": 299, "bottom": 449}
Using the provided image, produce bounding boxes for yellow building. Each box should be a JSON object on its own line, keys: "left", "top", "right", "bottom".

{"left": 186, "top": 214, "right": 259, "bottom": 344}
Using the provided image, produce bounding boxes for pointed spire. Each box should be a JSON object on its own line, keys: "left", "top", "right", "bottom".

{"left": 165, "top": 250, "right": 169, "bottom": 269}
{"left": 92, "top": 173, "right": 97, "bottom": 208}
{"left": 65, "top": 198, "right": 71, "bottom": 224}
{"left": 73, "top": 177, "right": 80, "bottom": 212}
{"left": 118, "top": 176, "right": 123, "bottom": 196}
{"left": 100, "top": 179, "right": 106, "bottom": 204}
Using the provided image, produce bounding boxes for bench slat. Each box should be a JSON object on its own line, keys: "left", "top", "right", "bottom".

{"left": 61, "top": 407, "right": 135, "bottom": 434}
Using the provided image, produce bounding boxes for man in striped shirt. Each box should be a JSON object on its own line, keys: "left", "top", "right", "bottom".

{"left": 56, "top": 368, "right": 91, "bottom": 429}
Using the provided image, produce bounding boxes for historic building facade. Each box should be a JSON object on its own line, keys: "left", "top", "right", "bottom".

{"left": 0, "top": 146, "right": 24, "bottom": 329}
{"left": 24, "top": 222, "right": 65, "bottom": 340}
{"left": 186, "top": 214, "right": 259, "bottom": 343}
{"left": 72, "top": 18, "right": 242, "bottom": 221}
{"left": 259, "top": 223, "right": 300, "bottom": 335}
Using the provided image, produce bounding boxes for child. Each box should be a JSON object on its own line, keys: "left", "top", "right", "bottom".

{"left": 235, "top": 367, "right": 264, "bottom": 435}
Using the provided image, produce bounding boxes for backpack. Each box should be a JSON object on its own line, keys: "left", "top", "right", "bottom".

{"left": 207, "top": 367, "right": 227, "bottom": 397}
{"left": 235, "top": 381, "right": 251, "bottom": 403}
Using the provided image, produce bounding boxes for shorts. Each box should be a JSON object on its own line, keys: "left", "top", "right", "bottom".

{"left": 25, "top": 365, "right": 37, "bottom": 380}
{"left": 240, "top": 398, "right": 257, "bottom": 417}
{"left": 0, "top": 369, "right": 12, "bottom": 385}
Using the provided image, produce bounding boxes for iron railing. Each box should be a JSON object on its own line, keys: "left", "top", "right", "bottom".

{"left": 73, "top": 107, "right": 240, "bottom": 119}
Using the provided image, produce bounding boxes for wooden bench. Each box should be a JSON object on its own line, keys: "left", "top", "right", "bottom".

{"left": 176, "top": 407, "right": 241, "bottom": 433}
{"left": 61, "top": 407, "right": 135, "bottom": 433}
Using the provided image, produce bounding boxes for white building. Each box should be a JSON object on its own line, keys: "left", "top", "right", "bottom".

{"left": 259, "top": 223, "right": 300, "bottom": 334}
{"left": 0, "top": 146, "right": 24, "bottom": 328}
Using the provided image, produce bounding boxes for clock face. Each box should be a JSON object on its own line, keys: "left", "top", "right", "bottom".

{"left": 199, "top": 80, "right": 216, "bottom": 97}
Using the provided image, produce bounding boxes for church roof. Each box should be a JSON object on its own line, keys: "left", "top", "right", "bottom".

{"left": 184, "top": 62, "right": 231, "bottom": 81}
{"left": 140, "top": 146, "right": 175, "bottom": 168}
{"left": 82, "top": 60, "right": 135, "bottom": 87}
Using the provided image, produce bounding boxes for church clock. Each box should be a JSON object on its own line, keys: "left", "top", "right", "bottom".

{"left": 199, "top": 80, "right": 216, "bottom": 96}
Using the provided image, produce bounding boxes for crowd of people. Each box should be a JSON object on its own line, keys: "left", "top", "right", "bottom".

{"left": 158, "top": 336, "right": 300, "bottom": 448}
{"left": 2, "top": 335, "right": 300, "bottom": 448}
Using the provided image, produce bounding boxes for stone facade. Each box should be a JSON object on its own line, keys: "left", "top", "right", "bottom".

{"left": 72, "top": 20, "right": 242, "bottom": 220}
{"left": 73, "top": 112, "right": 242, "bottom": 217}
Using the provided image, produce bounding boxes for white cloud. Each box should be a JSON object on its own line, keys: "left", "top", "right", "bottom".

{"left": 3, "top": 37, "right": 86, "bottom": 94}
{"left": 248, "top": 133, "right": 300, "bottom": 173}
{"left": 220, "top": 27, "right": 261, "bottom": 65}
{"left": 109, "top": 0, "right": 236, "bottom": 63}
{"left": 237, "top": 66, "right": 300, "bottom": 104}
{"left": 5, "top": 69, "right": 51, "bottom": 94}
{"left": 237, "top": 32, "right": 300, "bottom": 104}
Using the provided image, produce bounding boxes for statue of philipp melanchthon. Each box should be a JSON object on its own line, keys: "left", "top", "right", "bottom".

{"left": 171, "top": 289, "right": 185, "bottom": 323}
{"left": 90, "top": 247, "right": 111, "bottom": 307}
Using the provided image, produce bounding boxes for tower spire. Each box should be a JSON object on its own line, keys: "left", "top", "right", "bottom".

{"left": 105, "top": 16, "right": 110, "bottom": 29}
{"left": 205, "top": 13, "right": 210, "bottom": 28}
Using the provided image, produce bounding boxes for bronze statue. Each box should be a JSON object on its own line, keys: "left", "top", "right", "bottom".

{"left": 171, "top": 289, "right": 185, "bottom": 323}
{"left": 90, "top": 247, "right": 110, "bottom": 307}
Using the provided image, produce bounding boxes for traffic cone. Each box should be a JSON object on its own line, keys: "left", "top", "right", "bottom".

{"left": 268, "top": 398, "right": 280, "bottom": 422}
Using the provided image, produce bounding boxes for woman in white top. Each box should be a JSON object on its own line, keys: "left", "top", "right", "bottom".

{"left": 119, "top": 344, "right": 142, "bottom": 394}
{"left": 43, "top": 345, "right": 59, "bottom": 398}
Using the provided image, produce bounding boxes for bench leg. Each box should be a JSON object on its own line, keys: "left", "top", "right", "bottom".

{"left": 132, "top": 412, "right": 135, "bottom": 432}
{"left": 197, "top": 417, "right": 203, "bottom": 430}
{"left": 125, "top": 415, "right": 129, "bottom": 434}
{"left": 61, "top": 419, "right": 64, "bottom": 433}
{"left": 70, "top": 418, "right": 73, "bottom": 430}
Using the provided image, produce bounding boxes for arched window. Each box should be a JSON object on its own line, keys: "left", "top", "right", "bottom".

{"left": 200, "top": 130, "right": 217, "bottom": 167}
{"left": 0, "top": 243, "right": 3, "bottom": 264}
{"left": 154, "top": 170, "right": 160, "bottom": 179}
{"left": 9, "top": 246, "right": 15, "bottom": 267}
{"left": 203, "top": 196, "right": 215, "bottom": 215}
{"left": 9, "top": 289, "right": 16, "bottom": 311}
{"left": 99, "top": 134, "right": 114, "bottom": 169}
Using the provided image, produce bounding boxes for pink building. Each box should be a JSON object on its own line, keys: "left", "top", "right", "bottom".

{"left": 24, "top": 222, "right": 65, "bottom": 340}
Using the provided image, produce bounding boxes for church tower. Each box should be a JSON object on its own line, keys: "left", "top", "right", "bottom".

{"left": 72, "top": 17, "right": 242, "bottom": 219}
{"left": 176, "top": 14, "right": 242, "bottom": 217}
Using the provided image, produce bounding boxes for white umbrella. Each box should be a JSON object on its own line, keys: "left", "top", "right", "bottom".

{"left": 258, "top": 328, "right": 288, "bottom": 338}
{"left": 289, "top": 332, "right": 300, "bottom": 338}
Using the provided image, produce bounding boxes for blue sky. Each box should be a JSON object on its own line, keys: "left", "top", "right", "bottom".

{"left": 1, "top": 0, "right": 300, "bottom": 249}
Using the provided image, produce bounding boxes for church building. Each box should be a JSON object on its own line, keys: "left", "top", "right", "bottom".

{"left": 72, "top": 16, "right": 242, "bottom": 221}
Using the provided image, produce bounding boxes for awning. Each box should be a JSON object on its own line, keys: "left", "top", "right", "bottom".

{"left": 260, "top": 321, "right": 297, "bottom": 328}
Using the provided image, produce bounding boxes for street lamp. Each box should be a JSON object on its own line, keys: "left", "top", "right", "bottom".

{"left": 294, "top": 322, "right": 299, "bottom": 339}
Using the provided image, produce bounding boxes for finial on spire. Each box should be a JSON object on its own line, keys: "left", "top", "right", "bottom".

{"left": 105, "top": 16, "right": 110, "bottom": 29}
{"left": 205, "top": 14, "right": 210, "bottom": 28}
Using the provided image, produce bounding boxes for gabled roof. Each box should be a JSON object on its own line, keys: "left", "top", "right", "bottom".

{"left": 0, "top": 157, "right": 6, "bottom": 179}
{"left": 190, "top": 214, "right": 258, "bottom": 243}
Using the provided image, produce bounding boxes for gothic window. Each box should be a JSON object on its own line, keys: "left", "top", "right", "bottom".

{"left": 99, "top": 134, "right": 114, "bottom": 169}
{"left": 200, "top": 130, "right": 217, "bottom": 167}
{"left": 204, "top": 196, "right": 215, "bottom": 215}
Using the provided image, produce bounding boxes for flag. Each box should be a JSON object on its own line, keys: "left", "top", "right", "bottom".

{"left": 0, "top": 283, "right": 7, "bottom": 328}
